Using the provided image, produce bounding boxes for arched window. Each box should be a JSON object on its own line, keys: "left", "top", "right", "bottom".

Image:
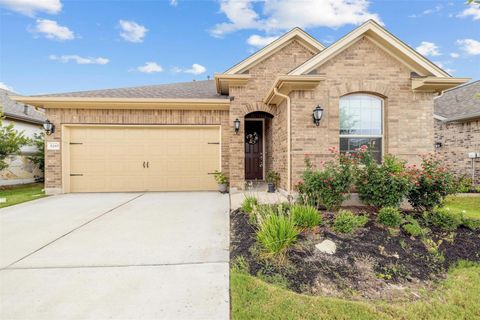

{"left": 339, "top": 94, "right": 383, "bottom": 162}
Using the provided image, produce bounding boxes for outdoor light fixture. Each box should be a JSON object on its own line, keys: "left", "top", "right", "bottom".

{"left": 435, "top": 142, "right": 443, "bottom": 149}
{"left": 43, "top": 119, "right": 55, "bottom": 135}
{"left": 312, "top": 105, "right": 324, "bottom": 126}
{"left": 234, "top": 118, "right": 241, "bottom": 134}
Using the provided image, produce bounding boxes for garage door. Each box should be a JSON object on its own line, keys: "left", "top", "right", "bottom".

{"left": 68, "top": 126, "right": 220, "bottom": 192}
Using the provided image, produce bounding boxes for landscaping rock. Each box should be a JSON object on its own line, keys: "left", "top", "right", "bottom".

{"left": 315, "top": 240, "right": 336, "bottom": 254}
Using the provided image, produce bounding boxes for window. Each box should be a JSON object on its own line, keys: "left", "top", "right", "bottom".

{"left": 339, "top": 94, "right": 383, "bottom": 162}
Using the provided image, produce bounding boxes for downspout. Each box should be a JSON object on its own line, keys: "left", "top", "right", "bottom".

{"left": 273, "top": 88, "right": 291, "bottom": 193}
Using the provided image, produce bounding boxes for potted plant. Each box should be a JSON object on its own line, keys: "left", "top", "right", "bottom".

{"left": 213, "top": 170, "right": 229, "bottom": 193}
{"left": 266, "top": 171, "right": 280, "bottom": 193}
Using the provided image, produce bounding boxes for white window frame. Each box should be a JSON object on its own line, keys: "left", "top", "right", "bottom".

{"left": 339, "top": 94, "right": 384, "bottom": 160}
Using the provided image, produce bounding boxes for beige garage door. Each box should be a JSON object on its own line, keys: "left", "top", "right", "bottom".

{"left": 68, "top": 126, "right": 220, "bottom": 192}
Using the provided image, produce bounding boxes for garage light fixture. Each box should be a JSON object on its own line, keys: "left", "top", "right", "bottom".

{"left": 43, "top": 119, "right": 55, "bottom": 135}
{"left": 312, "top": 105, "right": 324, "bottom": 126}
{"left": 234, "top": 118, "right": 240, "bottom": 134}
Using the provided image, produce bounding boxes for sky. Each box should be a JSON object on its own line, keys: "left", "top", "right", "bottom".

{"left": 0, "top": 0, "right": 479, "bottom": 95}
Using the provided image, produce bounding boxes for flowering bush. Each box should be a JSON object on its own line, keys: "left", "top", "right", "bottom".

{"left": 407, "top": 155, "right": 456, "bottom": 212}
{"left": 355, "top": 147, "right": 412, "bottom": 208}
{"left": 298, "top": 147, "right": 355, "bottom": 211}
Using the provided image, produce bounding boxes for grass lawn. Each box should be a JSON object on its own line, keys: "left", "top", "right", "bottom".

{"left": 0, "top": 183, "right": 46, "bottom": 209}
{"left": 443, "top": 195, "right": 480, "bottom": 219}
{"left": 231, "top": 262, "right": 480, "bottom": 320}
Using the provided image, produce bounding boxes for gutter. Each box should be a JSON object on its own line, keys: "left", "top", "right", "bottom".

{"left": 4, "top": 113, "right": 45, "bottom": 125}
{"left": 273, "top": 88, "right": 291, "bottom": 193}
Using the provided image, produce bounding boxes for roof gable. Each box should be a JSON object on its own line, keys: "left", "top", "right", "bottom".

{"left": 289, "top": 20, "right": 450, "bottom": 77}
{"left": 224, "top": 27, "right": 325, "bottom": 75}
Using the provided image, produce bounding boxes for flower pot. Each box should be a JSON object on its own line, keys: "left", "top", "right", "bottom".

{"left": 267, "top": 183, "right": 276, "bottom": 193}
{"left": 218, "top": 183, "right": 228, "bottom": 193}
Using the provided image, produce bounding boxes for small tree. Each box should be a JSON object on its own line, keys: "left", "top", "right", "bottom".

{"left": 28, "top": 132, "right": 45, "bottom": 173}
{"left": 0, "top": 113, "right": 29, "bottom": 171}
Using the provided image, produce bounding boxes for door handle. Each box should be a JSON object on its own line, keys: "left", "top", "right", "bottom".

{"left": 143, "top": 161, "right": 146, "bottom": 168}
{"left": 146, "top": 161, "right": 149, "bottom": 168}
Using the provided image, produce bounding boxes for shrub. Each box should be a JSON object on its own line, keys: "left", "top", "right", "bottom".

{"left": 377, "top": 207, "right": 403, "bottom": 227}
{"left": 426, "top": 207, "right": 462, "bottom": 231}
{"left": 213, "top": 170, "right": 228, "bottom": 185}
{"left": 333, "top": 210, "right": 368, "bottom": 233}
{"left": 298, "top": 150, "right": 355, "bottom": 210}
{"left": 462, "top": 217, "right": 480, "bottom": 230}
{"left": 290, "top": 205, "right": 322, "bottom": 229}
{"left": 407, "top": 155, "right": 456, "bottom": 212}
{"left": 241, "top": 195, "right": 258, "bottom": 214}
{"left": 231, "top": 256, "right": 249, "bottom": 274}
{"left": 266, "top": 171, "right": 280, "bottom": 186}
{"left": 256, "top": 213, "right": 299, "bottom": 260}
{"left": 402, "top": 216, "right": 429, "bottom": 237}
{"left": 355, "top": 150, "right": 412, "bottom": 208}
{"left": 455, "top": 176, "right": 473, "bottom": 193}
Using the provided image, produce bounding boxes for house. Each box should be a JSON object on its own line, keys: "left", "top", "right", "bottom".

{"left": 13, "top": 20, "right": 469, "bottom": 195}
{"left": 434, "top": 80, "right": 480, "bottom": 185}
{"left": 0, "top": 89, "right": 45, "bottom": 186}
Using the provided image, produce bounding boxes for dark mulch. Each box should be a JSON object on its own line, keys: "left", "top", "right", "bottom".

{"left": 230, "top": 207, "right": 480, "bottom": 300}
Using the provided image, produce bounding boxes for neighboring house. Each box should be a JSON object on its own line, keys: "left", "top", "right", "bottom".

{"left": 0, "top": 89, "right": 45, "bottom": 186}
{"left": 434, "top": 80, "right": 480, "bottom": 185}
{"left": 13, "top": 20, "right": 468, "bottom": 195}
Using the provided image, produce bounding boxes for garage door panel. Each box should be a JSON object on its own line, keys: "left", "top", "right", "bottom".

{"left": 68, "top": 126, "right": 220, "bottom": 192}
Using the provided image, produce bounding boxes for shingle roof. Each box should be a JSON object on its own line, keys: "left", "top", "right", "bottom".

{"left": 434, "top": 80, "right": 480, "bottom": 121}
{"left": 0, "top": 89, "right": 45, "bottom": 124}
{"left": 34, "top": 80, "right": 227, "bottom": 100}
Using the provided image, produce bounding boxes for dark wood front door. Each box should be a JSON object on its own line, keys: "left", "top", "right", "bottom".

{"left": 245, "top": 120, "right": 263, "bottom": 180}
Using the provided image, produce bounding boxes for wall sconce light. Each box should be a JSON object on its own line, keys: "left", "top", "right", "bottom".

{"left": 234, "top": 118, "right": 240, "bottom": 134}
{"left": 312, "top": 105, "right": 324, "bottom": 126}
{"left": 43, "top": 119, "right": 55, "bottom": 135}
{"left": 434, "top": 142, "right": 443, "bottom": 148}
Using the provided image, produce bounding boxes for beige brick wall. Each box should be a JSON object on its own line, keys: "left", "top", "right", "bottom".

{"left": 44, "top": 108, "right": 229, "bottom": 192}
{"left": 289, "top": 37, "right": 435, "bottom": 189}
{"left": 228, "top": 40, "right": 317, "bottom": 190}
{"left": 435, "top": 118, "right": 480, "bottom": 185}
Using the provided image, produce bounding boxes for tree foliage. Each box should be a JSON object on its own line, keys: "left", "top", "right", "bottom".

{"left": 0, "top": 113, "right": 30, "bottom": 171}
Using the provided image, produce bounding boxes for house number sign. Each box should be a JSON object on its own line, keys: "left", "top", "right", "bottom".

{"left": 47, "top": 142, "right": 61, "bottom": 151}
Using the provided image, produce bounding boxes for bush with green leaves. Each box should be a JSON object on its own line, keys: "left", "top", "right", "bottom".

{"left": 454, "top": 176, "right": 473, "bottom": 193}
{"left": 0, "top": 113, "right": 30, "bottom": 171}
{"left": 256, "top": 213, "right": 299, "bottom": 260}
{"left": 28, "top": 132, "right": 45, "bottom": 173}
{"left": 407, "top": 155, "right": 456, "bottom": 212}
{"left": 462, "top": 217, "right": 480, "bottom": 230}
{"left": 241, "top": 195, "right": 258, "bottom": 214}
{"left": 402, "top": 216, "right": 429, "bottom": 237}
{"left": 212, "top": 170, "right": 228, "bottom": 185}
{"left": 355, "top": 150, "right": 412, "bottom": 208}
{"left": 377, "top": 207, "right": 403, "bottom": 227}
{"left": 298, "top": 151, "right": 355, "bottom": 211}
{"left": 290, "top": 205, "right": 322, "bottom": 229}
{"left": 333, "top": 210, "right": 368, "bottom": 234}
{"left": 425, "top": 207, "right": 462, "bottom": 231}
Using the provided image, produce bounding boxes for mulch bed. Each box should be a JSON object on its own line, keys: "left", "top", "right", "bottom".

{"left": 230, "top": 207, "right": 480, "bottom": 300}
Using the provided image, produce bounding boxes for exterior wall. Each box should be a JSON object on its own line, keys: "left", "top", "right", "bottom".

{"left": 289, "top": 37, "right": 435, "bottom": 188}
{"left": 0, "top": 119, "right": 43, "bottom": 185}
{"left": 435, "top": 118, "right": 480, "bottom": 185}
{"left": 44, "top": 108, "right": 229, "bottom": 193}
{"left": 228, "top": 40, "right": 317, "bottom": 190}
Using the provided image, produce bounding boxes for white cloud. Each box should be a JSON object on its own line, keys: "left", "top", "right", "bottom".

{"left": 169, "top": 0, "right": 178, "bottom": 6}
{"left": 173, "top": 64, "right": 207, "bottom": 75}
{"left": 457, "top": 39, "right": 480, "bottom": 55}
{"left": 0, "top": 82, "right": 14, "bottom": 91}
{"left": 49, "top": 55, "right": 109, "bottom": 65}
{"left": 450, "top": 52, "right": 460, "bottom": 58}
{"left": 210, "top": 0, "right": 381, "bottom": 37}
{"left": 137, "top": 62, "right": 163, "bottom": 73}
{"left": 119, "top": 20, "right": 148, "bottom": 43}
{"left": 457, "top": 4, "right": 480, "bottom": 21}
{"left": 32, "top": 19, "right": 74, "bottom": 41}
{"left": 247, "top": 34, "right": 279, "bottom": 48}
{"left": 409, "top": 4, "right": 443, "bottom": 18}
{"left": 416, "top": 41, "right": 441, "bottom": 57}
{"left": 0, "top": 0, "right": 61, "bottom": 16}
{"left": 433, "top": 61, "right": 454, "bottom": 74}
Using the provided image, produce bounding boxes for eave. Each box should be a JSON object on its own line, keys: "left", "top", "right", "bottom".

{"left": 10, "top": 96, "right": 231, "bottom": 111}
{"left": 214, "top": 74, "right": 251, "bottom": 95}
{"left": 411, "top": 77, "right": 470, "bottom": 93}
{"left": 264, "top": 75, "right": 325, "bottom": 105}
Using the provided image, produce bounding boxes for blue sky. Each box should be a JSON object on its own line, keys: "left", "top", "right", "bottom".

{"left": 0, "top": 0, "right": 479, "bottom": 95}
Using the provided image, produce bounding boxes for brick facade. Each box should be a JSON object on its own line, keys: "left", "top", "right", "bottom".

{"left": 435, "top": 118, "right": 480, "bottom": 185}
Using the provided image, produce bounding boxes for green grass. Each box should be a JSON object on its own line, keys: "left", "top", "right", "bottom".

{"left": 231, "top": 262, "right": 480, "bottom": 320}
{"left": 0, "top": 183, "right": 46, "bottom": 208}
{"left": 443, "top": 196, "right": 480, "bottom": 219}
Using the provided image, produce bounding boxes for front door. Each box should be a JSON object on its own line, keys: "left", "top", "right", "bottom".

{"left": 244, "top": 120, "right": 263, "bottom": 180}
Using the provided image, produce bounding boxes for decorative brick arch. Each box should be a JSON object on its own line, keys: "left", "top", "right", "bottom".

{"left": 333, "top": 80, "right": 390, "bottom": 98}
{"left": 239, "top": 102, "right": 276, "bottom": 117}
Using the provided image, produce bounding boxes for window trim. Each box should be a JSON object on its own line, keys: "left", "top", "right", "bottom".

{"left": 339, "top": 94, "right": 385, "bottom": 160}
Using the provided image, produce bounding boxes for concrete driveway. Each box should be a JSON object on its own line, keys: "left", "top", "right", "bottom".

{"left": 0, "top": 192, "right": 230, "bottom": 320}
